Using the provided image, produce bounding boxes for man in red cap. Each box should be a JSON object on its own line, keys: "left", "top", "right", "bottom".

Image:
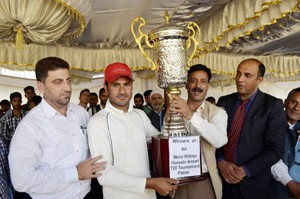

{"left": 88, "top": 62, "right": 178, "bottom": 199}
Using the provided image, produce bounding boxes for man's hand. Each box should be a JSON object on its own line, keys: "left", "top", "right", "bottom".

{"left": 146, "top": 177, "right": 179, "bottom": 196}
{"left": 169, "top": 96, "right": 194, "bottom": 120}
{"left": 218, "top": 160, "right": 244, "bottom": 184}
{"left": 287, "top": 180, "right": 300, "bottom": 199}
{"left": 234, "top": 166, "right": 246, "bottom": 178}
{"left": 77, "top": 155, "right": 107, "bottom": 180}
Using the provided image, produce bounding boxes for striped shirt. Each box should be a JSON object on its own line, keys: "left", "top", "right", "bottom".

{"left": 1, "top": 110, "right": 27, "bottom": 154}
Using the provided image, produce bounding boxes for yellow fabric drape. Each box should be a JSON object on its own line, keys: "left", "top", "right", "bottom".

{"left": 197, "top": 0, "right": 299, "bottom": 55}
{"left": 0, "top": 0, "right": 92, "bottom": 45}
{"left": 0, "top": 42, "right": 299, "bottom": 87}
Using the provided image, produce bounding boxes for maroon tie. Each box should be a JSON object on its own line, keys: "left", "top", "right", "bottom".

{"left": 224, "top": 99, "right": 249, "bottom": 163}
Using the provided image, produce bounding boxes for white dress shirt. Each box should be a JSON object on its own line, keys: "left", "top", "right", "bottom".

{"left": 187, "top": 101, "right": 228, "bottom": 173}
{"left": 88, "top": 100, "right": 159, "bottom": 199}
{"left": 9, "top": 99, "right": 91, "bottom": 199}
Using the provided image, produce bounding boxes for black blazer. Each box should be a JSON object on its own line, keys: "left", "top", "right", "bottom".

{"left": 147, "top": 110, "right": 165, "bottom": 132}
{"left": 87, "top": 105, "right": 101, "bottom": 115}
{"left": 216, "top": 90, "right": 287, "bottom": 199}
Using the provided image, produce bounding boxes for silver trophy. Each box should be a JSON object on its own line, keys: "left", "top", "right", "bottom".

{"left": 131, "top": 11, "right": 200, "bottom": 137}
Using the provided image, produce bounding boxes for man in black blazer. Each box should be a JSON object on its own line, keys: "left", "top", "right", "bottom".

{"left": 87, "top": 92, "right": 101, "bottom": 116}
{"left": 216, "top": 59, "right": 287, "bottom": 199}
{"left": 147, "top": 89, "right": 165, "bottom": 132}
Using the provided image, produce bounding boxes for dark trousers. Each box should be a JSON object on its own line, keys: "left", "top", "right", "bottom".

{"left": 222, "top": 184, "right": 244, "bottom": 199}
{"left": 84, "top": 178, "right": 103, "bottom": 199}
{"left": 271, "top": 179, "right": 291, "bottom": 199}
{"left": 14, "top": 180, "right": 102, "bottom": 199}
{"left": 14, "top": 191, "right": 32, "bottom": 199}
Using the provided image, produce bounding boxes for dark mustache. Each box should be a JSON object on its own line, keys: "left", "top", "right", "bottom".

{"left": 192, "top": 88, "right": 203, "bottom": 92}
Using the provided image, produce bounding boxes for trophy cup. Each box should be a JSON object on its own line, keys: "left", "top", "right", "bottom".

{"left": 131, "top": 11, "right": 202, "bottom": 184}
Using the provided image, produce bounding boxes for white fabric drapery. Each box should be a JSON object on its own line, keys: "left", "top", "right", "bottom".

{"left": 0, "top": 0, "right": 92, "bottom": 45}
{"left": 0, "top": 41, "right": 299, "bottom": 87}
{"left": 198, "top": 0, "right": 300, "bottom": 55}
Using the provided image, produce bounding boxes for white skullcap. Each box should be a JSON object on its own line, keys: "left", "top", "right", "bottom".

{"left": 150, "top": 89, "right": 164, "bottom": 99}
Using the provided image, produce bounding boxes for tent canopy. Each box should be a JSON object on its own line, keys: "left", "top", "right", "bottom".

{"left": 0, "top": 0, "right": 299, "bottom": 87}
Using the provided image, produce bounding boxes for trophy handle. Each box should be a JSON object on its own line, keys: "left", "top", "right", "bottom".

{"left": 186, "top": 22, "right": 201, "bottom": 65}
{"left": 131, "top": 17, "right": 156, "bottom": 70}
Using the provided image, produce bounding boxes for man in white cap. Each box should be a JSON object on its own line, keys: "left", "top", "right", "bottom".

{"left": 147, "top": 89, "right": 165, "bottom": 132}
{"left": 88, "top": 62, "right": 178, "bottom": 199}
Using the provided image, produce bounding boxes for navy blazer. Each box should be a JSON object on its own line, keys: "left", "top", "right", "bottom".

{"left": 271, "top": 122, "right": 300, "bottom": 199}
{"left": 216, "top": 90, "right": 287, "bottom": 199}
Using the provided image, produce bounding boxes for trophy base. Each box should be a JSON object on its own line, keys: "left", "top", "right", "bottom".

{"left": 151, "top": 135, "right": 203, "bottom": 184}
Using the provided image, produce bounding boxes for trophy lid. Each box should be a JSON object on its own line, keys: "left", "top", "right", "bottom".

{"left": 150, "top": 11, "right": 190, "bottom": 40}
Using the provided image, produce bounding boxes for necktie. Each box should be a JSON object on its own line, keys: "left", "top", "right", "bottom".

{"left": 224, "top": 99, "right": 249, "bottom": 163}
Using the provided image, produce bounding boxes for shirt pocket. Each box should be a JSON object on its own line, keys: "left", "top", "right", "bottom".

{"left": 78, "top": 126, "right": 89, "bottom": 150}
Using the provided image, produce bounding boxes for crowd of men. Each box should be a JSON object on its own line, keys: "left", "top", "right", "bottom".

{"left": 0, "top": 56, "right": 299, "bottom": 199}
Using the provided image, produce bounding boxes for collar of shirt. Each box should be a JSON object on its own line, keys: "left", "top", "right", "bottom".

{"left": 288, "top": 122, "right": 295, "bottom": 129}
{"left": 236, "top": 89, "right": 258, "bottom": 113}
{"left": 100, "top": 104, "right": 105, "bottom": 109}
{"left": 106, "top": 100, "right": 133, "bottom": 114}
{"left": 41, "top": 99, "right": 72, "bottom": 119}
{"left": 237, "top": 89, "right": 258, "bottom": 103}
{"left": 290, "top": 122, "right": 300, "bottom": 131}
{"left": 6, "top": 109, "right": 26, "bottom": 119}
{"left": 200, "top": 100, "right": 206, "bottom": 109}
{"left": 154, "top": 110, "right": 162, "bottom": 115}
{"left": 195, "top": 100, "right": 206, "bottom": 114}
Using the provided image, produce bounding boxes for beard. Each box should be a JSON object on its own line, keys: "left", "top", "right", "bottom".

{"left": 57, "top": 97, "right": 71, "bottom": 105}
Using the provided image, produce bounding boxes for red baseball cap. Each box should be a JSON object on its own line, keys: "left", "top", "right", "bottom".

{"left": 104, "top": 62, "right": 133, "bottom": 83}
